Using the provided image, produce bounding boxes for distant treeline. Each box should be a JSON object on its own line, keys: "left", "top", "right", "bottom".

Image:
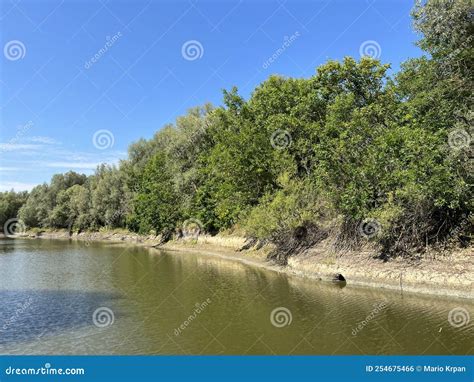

{"left": 1, "top": 1, "right": 472, "bottom": 258}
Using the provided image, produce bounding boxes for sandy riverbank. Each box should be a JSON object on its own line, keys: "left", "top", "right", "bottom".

{"left": 9, "top": 229, "right": 474, "bottom": 300}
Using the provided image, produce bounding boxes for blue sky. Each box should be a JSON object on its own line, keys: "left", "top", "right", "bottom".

{"left": 0, "top": 0, "right": 422, "bottom": 191}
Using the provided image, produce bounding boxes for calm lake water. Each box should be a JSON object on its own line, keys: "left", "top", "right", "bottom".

{"left": 0, "top": 238, "right": 472, "bottom": 355}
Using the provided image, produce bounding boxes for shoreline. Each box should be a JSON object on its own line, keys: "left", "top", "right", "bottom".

{"left": 7, "top": 230, "right": 474, "bottom": 300}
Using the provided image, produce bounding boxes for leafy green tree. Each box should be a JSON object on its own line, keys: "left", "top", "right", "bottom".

{"left": 67, "top": 184, "right": 92, "bottom": 231}
{"left": 8, "top": 0, "right": 472, "bottom": 256}
{"left": 89, "top": 165, "right": 130, "bottom": 228}
{"left": 17, "top": 172, "right": 86, "bottom": 228}
{"left": 0, "top": 190, "right": 29, "bottom": 229}
{"left": 130, "top": 152, "right": 180, "bottom": 235}
{"left": 195, "top": 89, "right": 277, "bottom": 229}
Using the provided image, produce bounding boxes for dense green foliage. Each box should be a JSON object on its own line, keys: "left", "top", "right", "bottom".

{"left": 16, "top": 167, "right": 130, "bottom": 231}
{"left": 3, "top": 1, "right": 472, "bottom": 257}
{"left": 0, "top": 190, "right": 28, "bottom": 229}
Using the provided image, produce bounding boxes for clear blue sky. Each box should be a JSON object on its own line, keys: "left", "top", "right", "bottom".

{"left": 0, "top": 0, "right": 422, "bottom": 191}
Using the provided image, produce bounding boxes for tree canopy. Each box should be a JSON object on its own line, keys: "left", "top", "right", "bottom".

{"left": 4, "top": 0, "right": 472, "bottom": 258}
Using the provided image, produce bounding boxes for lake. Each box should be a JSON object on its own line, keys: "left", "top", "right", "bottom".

{"left": 0, "top": 238, "right": 472, "bottom": 355}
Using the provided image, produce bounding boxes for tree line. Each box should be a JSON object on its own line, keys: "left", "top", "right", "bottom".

{"left": 1, "top": 1, "right": 472, "bottom": 259}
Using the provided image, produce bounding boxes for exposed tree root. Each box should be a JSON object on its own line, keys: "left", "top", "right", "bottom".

{"left": 267, "top": 222, "right": 329, "bottom": 265}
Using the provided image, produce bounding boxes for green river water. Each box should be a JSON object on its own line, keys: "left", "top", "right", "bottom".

{"left": 0, "top": 238, "right": 472, "bottom": 355}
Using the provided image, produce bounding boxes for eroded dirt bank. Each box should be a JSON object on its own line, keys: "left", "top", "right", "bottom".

{"left": 11, "top": 230, "right": 474, "bottom": 300}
